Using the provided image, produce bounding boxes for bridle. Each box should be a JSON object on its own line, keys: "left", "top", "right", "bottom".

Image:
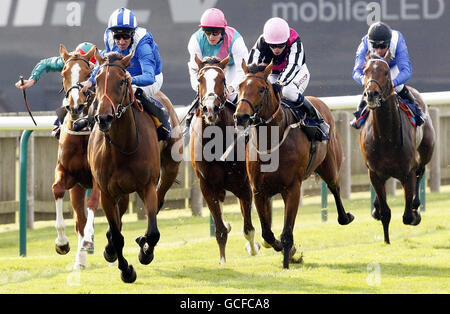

{"left": 363, "top": 59, "right": 394, "bottom": 108}
{"left": 198, "top": 65, "right": 227, "bottom": 116}
{"left": 100, "top": 62, "right": 136, "bottom": 119}
{"left": 236, "top": 74, "right": 281, "bottom": 125}
{"left": 63, "top": 57, "right": 94, "bottom": 108}
{"left": 97, "top": 61, "right": 141, "bottom": 155}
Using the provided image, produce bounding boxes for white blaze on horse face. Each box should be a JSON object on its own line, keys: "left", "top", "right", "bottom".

{"left": 204, "top": 69, "right": 219, "bottom": 112}
{"left": 70, "top": 63, "right": 81, "bottom": 109}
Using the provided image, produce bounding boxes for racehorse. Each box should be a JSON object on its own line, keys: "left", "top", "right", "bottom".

{"left": 88, "top": 49, "right": 182, "bottom": 283}
{"left": 51, "top": 44, "right": 100, "bottom": 270}
{"left": 359, "top": 52, "right": 435, "bottom": 244}
{"left": 190, "top": 55, "right": 259, "bottom": 264}
{"left": 234, "top": 61, "right": 354, "bottom": 269}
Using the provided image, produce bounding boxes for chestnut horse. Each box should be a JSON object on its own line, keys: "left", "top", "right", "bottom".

{"left": 190, "top": 55, "right": 259, "bottom": 264}
{"left": 359, "top": 53, "right": 435, "bottom": 244}
{"left": 51, "top": 44, "right": 100, "bottom": 270}
{"left": 88, "top": 50, "right": 182, "bottom": 282}
{"left": 234, "top": 61, "right": 354, "bottom": 269}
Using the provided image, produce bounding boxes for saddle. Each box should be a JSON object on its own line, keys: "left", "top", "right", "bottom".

{"left": 355, "top": 95, "right": 425, "bottom": 128}
{"left": 281, "top": 99, "right": 323, "bottom": 142}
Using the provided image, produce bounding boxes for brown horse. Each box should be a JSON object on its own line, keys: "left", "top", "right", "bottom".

{"left": 88, "top": 49, "right": 181, "bottom": 282}
{"left": 234, "top": 61, "right": 354, "bottom": 269}
{"left": 359, "top": 53, "right": 435, "bottom": 244}
{"left": 52, "top": 44, "right": 100, "bottom": 270}
{"left": 190, "top": 55, "right": 259, "bottom": 264}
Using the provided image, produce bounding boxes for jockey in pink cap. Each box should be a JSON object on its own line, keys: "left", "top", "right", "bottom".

{"left": 248, "top": 17, "right": 329, "bottom": 141}
{"left": 184, "top": 7, "right": 249, "bottom": 145}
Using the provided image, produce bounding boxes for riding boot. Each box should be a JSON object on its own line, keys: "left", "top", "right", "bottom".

{"left": 298, "top": 95, "right": 330, "bottom": 141}
{"left": 52, "top": 119, "right": 61, "bottom": 139}
{"left": 397, "top": 85, "right": 425, "bottom": 126}
{"left": 52, "top": 106, "right": 67, "bottom": 139}
{"left": 135, "top": 88, "right": 171, "bottom": 141}
{"left": 183, "top": 95, "right": 199, "bottom": 146}
{"left": 349, "top": 98, "right": 367, "bottom": 129}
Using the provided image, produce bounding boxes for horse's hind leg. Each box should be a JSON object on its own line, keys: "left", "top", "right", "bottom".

{"left": 136, "top": 184, "right": 160, "bottom": 266}
{"left": 402, "top": 171, "right": 421, "bottom": 226}
{"left": 69, "top": 185, "right": 88, "bottom": 270}
{"left": 369, "top": 171, "right": 391, "bottom": 244}
{"left": 82, "top": 183, "right": 100, "bottom": 254}
{"left": 52, "top": 167, "right": 70, "bottom": 255}
{"left": 101, "top": 194, "right": 136, "bottom": 283}
{"left": 157, "top": 149, "right": 180, "bottom": 212}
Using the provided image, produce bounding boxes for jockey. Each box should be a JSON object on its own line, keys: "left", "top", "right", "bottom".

{"left": 81, "top": 7, "right": 171, "bottom": 140}
{"left": 14, "top": 42, "right": 98, "bottom": 139}
{"left": 351, "top": 21, "right": 425, "bottom": 129}
{"left": 248, "top": 17, "right": 329, "bottom": 141}
{"left": 184, "top": 7, "right": 249, "bottom": 144}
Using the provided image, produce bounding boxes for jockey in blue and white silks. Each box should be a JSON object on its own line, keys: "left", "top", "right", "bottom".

{"left": 83, "top": 7, "right": 170, "bottom": 140}
{"left": 351, "top": 21, "right": 424, "bottom": 129}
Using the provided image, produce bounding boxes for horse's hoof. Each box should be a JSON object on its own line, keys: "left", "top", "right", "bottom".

{"left": 103, "top": 248, "right": 117, "bottom": 263}
{"left": 219, "top": 256, "right": 226, "bottom": 265}
{"left": 138, "top": 244, "right": 154, "bottom": 265}
{"left": 403, "top": 211, "right": 421, "bottom": 226}
{"left": 371, "top": 208, "right": 381, "bottom": 221}
{"left": 338, "top": 213, "right": 355, "bottom": 225}
{"left": 121, "top": 265, "right": 137, "bottom": 283}
{"left": 55, "top": 243, "right": 70, "bottom": 255}
{"left": 73, "top": 263, "right": 86, "bottom": 271}
{"left": 245, "top": 241, "right": 260, "bottom": 256}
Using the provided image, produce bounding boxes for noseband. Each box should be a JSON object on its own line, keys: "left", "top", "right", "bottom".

{"left": 198, "top": 65, "right": 227, "bottom": 115}
{"left": 237, "top": 74, "right": 280, "bottom": 125}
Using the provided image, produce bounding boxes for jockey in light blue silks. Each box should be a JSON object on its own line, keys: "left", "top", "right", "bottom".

{"left": 82, "top": 7, "right": 171, "bottom": 140}
{"left": 351, "top": 21, "right": 425, "bottom": 129}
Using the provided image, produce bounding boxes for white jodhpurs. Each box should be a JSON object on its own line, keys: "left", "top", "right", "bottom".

{"left": 268, "top": 64, "right": 310, "bottom": 102}
{"left": 131, "top": 72, "right": 163, "bottom": 98}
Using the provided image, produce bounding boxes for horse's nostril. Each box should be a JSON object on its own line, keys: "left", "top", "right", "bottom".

{"left": 106, "top": 114, "right": 114, "bottom": 123}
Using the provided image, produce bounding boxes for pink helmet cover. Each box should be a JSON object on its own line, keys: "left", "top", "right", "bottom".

{"left": 199, "top": 8, "right": 227, "bottom": 28}
{"left": 263, "top": 17, "right": 290, "bottom": 44}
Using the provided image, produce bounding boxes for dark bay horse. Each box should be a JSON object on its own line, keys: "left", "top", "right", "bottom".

{"left": 190, "top": 55, "right": 259, "bottom": 264}
{"left": 359, "top": 53, "right": 435, "bottom": 244}
{"left": 234, "top": 61, "right": 354, "bottom": 269}
{"left": 88, "top": 49, "right": 181, "bottom": 283}
{"left": 52, "top": 44, "right": 100, "bottom": 270}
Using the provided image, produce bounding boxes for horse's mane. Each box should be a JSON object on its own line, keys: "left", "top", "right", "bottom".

{"left": 104, "top": 51, "right": 124, "bottom": 63}
{"left": 202, "top": 56, "right": 221, "bottom": 65}
{"left": 247, "top": 63, "right": 268, "bottom": 74}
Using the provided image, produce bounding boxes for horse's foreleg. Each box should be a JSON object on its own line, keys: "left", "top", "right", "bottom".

{"left": 369, "top": 171, "right": 390, "bottom": 244}
{"left": 70, "top": 185, "right": 87, "bottom": 270}
{"left": 254, "top": 192, "right": 282, "bottom": 252}
{"left": 101, "top": 194, "right": 136, "bottom": 283}
{"left": 280, "top": 182, "right": 302, "bottom": 269}
{"left": 402, "top": 171, "right": 421, "bottom": 226}
{"left": 83, "top": 183, "right": 100, "bottom": 253}
{"left": 237, "top": 184, "right": 260, "bottom": 256}
{"left": 52, "top": 168, "right": 70, "bottom": 255}
{"left": 199, "top": 181, "right": 230, "bottom": 264}
{"left": 137, "top": 184, "right": 160, "bottom": 266}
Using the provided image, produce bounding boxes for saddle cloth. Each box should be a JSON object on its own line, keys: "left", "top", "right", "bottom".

{"left": 281, "top": 99, "right": 320, "bottom": 141}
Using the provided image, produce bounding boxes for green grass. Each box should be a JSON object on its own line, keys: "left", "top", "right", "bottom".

{"left": 0, "top": 186, "right": 449, "bottom": 294}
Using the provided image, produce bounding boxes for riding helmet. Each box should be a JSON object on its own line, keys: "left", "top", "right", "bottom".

{"left": 368, "top": 22, "right": 392, "bottom": 45}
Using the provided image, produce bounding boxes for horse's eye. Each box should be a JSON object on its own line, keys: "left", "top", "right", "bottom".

{"left": 259, "top": 87, "right": 265, "bottom": 94}
{"left": 384, "top": 71, "right": 389, "bottom": 76}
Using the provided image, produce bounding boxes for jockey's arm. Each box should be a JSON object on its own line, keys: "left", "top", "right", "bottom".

{"left": 131, "top": 44, "right": 156, "bottom": 86}
{"left": 392, "top": 35, "right": 412, "bottom": 87}
{"left": 352, "top": 38, "right": 368, "bottom": 85}
{"left": 227, "top": 37, "right": 249, "bottom": 92}
{"left": 15, "top": 56, "right": 65, "bottom": 90}
{"left": 187, "top": 33, "right": 201, "bottom": 92}
{"left": 247, "top": 35, "right": 264, "bottom": 65}
{"left": 278, "top": 39, "right": 304, "bottom": 85}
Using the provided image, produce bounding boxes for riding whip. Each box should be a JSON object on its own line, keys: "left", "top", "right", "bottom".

{"left": 19, "top": 76, "right": 37, "bottom": 126}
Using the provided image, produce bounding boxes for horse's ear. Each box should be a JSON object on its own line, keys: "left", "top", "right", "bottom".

{"left": 241, "top": 59, "right": 248, "bottom": 74}
{"left": 121, "top": 53, "right": 133, "bottom": 68}
{"left": 219, "top": 55, "right": 230, "bottom": 69}
{"left": 264, "top": 61, "right": 273, "bottom": 79}
{"left": 383, "top": 49, "right": 392, "bottom": 63}
{"left": 83, "top": 45, "right": 96, "bottom": 63}
{"left": 194, "top": 54, "right": 203, "bottom": 69}
{"left": 94, "top": 48, "right": 105, "bottom": 65}
{"left": 59, "top": 44, "right": 70, "bottom": 62}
